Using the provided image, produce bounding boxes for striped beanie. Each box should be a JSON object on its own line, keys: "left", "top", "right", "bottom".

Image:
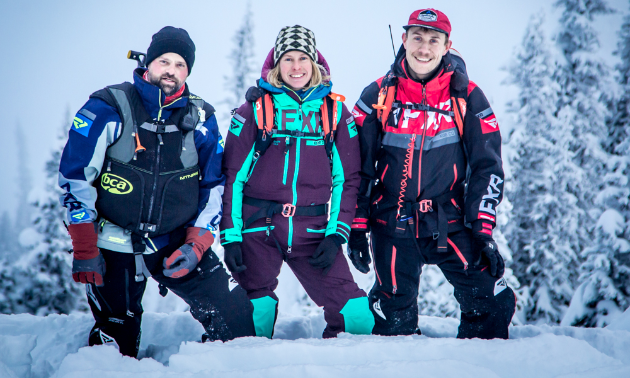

{"left": 273, "top": 25, "right": 317, "bottom": 66}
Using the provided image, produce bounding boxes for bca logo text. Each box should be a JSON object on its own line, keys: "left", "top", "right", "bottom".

{"left": 101, "top": 173, "right": 133, "bottom": 195}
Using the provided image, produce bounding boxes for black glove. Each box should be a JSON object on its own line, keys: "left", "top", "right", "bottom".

{"left": 348, "top": 230, "right": 371, "bottom": 273}
{"left": 309, "top": 234, "right": 343, "bottom": 275}
{"left": 223, "top": 243, "right": 247, "bottom": 274}
{"left": 471, "top": 226, "right": 504, "bottom": 277}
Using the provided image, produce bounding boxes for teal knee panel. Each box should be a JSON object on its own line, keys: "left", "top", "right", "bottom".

{"left": 340, "top": 297, "right": 375, "bottom": 335}
{"left": 250, "top": 296, "right": 278, "bottom": 338}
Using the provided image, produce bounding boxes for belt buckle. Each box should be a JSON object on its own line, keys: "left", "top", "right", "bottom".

{"left": 282, "top": 204, "right": 296, "bottom": 217}
{"left": 419, "top": 199, "right": 433, "bottom": 213}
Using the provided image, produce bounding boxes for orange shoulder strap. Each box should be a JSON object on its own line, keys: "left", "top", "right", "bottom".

{"left": 451, "top": 96, "right": 466, "bottom": 138}
{"left": 255, "top": 94, "right": 274, "bottom": 133}
{"left": 373, "top": 85, "right": 396, "bottom": 129}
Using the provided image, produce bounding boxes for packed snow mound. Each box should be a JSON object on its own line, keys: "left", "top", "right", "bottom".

{"left": 1, "top": 312, "right": 630, "bottom": 378}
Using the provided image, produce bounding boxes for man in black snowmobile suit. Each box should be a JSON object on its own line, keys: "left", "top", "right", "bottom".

{"left": 348, "top": 9, "right": 516, "bottom": 339}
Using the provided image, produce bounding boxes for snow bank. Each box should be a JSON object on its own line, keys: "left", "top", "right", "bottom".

{"left": 1, "top": 311, "right": 630, "bottom": 378}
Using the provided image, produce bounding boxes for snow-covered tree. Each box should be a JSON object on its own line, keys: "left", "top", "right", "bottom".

{"left": 15, "top": 124, "right": 33, "bottom": 231}
{"left": 505, "top": 13, "right": 583, "bottom": 324}
{"left": 0, "top": 109, "right": 87, "bottom": 315}
{"left": 224, "top": 2, "right": 256, "bottom": 112}
{"left": 0, "top": 211, "right": 16, "bottom": 261}
{"left": 562, "top": 2, "right": 630, "bottom": 327}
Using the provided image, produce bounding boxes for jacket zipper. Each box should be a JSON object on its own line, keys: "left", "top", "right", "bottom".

{"left": 287, "top": 138, "right": 301, "bottom": 254}
{"left": 447, "top": 237, "right": 468, "bottom": 273}
{"left": 417, "top": 85, "right": 428, "bottom": 197}
{"left": 283, "top": 137, "right": 290, "bottom": 185}
{"left": 391, "top": 246, "right": 397, "bottom": 294}
{"left": 144, "top": 133, "right": 161, "bottom": 236}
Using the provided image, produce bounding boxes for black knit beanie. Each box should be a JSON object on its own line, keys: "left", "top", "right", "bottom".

{"left": 146, "top": 26, "right": 196, "bottom": 74}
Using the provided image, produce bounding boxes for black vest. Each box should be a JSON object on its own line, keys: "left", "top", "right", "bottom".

{"left": 90, "top": 82, "right": 215, "bottom": 237}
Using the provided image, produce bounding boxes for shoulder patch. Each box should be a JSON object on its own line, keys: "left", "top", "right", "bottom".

{"left": 347, "top": 121, "right": 358, "bottom": 138}
{"left": 229, "top": 113, "right": 245, "bottom": 137}
{"left": 72, "top": 109, "right": 95, "bottom": 137}
{"left": 217, "top": 133, "right": 225, "bottom": 153}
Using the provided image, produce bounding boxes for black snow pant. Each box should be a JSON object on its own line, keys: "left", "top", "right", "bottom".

{"left": 86, "top": 243, "right": 255, "bottom": 357}
{"left": 369, "top": 228, "right": 515, "bottom": 339}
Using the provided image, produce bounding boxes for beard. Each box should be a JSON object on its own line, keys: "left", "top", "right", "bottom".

{"left": 147, "top": 71, "right": 183, "bottom": 96}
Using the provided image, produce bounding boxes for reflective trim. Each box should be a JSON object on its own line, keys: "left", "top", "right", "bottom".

{"left": 382, "top": 128, "right": 460, "bottom": 151}
{"left": 356, "top": 98, "right": 373, "bottom": 115}
{"left": 139, "top": 123, "right": 180, "bottom": 133}
{"left": 233, "top": 112, "right": 246, "bottom": 124}
{"left": 475, "top": 107, "right": 494, "bottom": 119}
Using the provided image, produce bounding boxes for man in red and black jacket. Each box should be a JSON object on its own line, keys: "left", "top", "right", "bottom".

{"left": 348, "top": 8, "right": 515, "bottom": 339}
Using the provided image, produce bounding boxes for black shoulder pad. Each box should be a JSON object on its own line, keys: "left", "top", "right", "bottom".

{"left": 202, "top": 102, "right": 216, "bottom": 118}
{"left": 245, "top": 86, "right": 263, "bottom": 102}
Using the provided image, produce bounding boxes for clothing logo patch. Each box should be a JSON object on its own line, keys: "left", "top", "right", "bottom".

{"left": 373, "top": 299, "right": 386, "bottom": 320}
{"left": 418, "top": 9, "right": 438, "bottom": 22}
{"left": 229, "top": 117, "right": 244, "bottom": 137}
{"left": 71, "top": 210, "right": 89, "bottom": 221}
{"left": 348, "top": 121, "right": 358, "bottom": 138}
{"left": 228, "top": 277, "right": 239, "bottom": 292}
{"left": 306, "top": 140, "right": 325, "bottom": 146}
{"left": 72, "top": 114, "right": 93, "bottom": 137}
{"left": 217, "top": 134, "right": 225, "bottom": 153}
{"left": 108, "top": 317, "right": 124, "bottom": 325}
{"left": 476, "top": 107, "right": 499, "bottom": 134}
{"left": 346, "top": 115, "right": 355, "bottom": 125}
{"left": 101, "top": 173, "right": 133, "bottom": 195}
{"left": 494, "top": 277, "right": 508, "bottom": 296}
{"left": 180, "top": 171, "right": 199, "bottom": 180}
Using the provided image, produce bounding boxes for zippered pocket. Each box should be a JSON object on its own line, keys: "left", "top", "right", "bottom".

{"left": 447, "top": 237, "right": 468, "bottom": 273}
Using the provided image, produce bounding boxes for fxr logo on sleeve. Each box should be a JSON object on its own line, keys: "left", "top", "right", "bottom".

{"left": 479, "top": 174, "right": 503, "bottom": 216}
{"left": 476, "top": 107, "right": 499, "bottom": 134}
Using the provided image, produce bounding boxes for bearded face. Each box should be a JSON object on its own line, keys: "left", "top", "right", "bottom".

{"left": 146, "top": 52, "right": 188, "bottom": 96}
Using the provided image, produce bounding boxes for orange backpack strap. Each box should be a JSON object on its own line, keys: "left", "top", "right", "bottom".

{"left": 255, "top": 97, "right": 264, "bottom": 130}
{"left": 373, "top": 85, "right": 396, "bottom": 129}
{"left": 255, "top": 94, "right": 274, "bottom": 134}
{"left": 321, "top": 98, "right": 330, "bottom": 136}
{"left": 451, "top": 96, "right": 466, "bottom": 138}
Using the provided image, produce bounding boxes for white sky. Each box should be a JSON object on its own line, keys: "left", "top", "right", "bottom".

{"left": 0, "top": 0, "right": 625, "bottom": 220}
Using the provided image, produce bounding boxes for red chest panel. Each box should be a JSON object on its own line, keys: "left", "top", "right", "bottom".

{"left": 384, "top": 72, "right": 458, "bottom": 137}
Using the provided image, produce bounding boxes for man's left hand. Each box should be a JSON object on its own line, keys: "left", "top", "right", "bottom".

{"left": 163, "top": 227, "right": 214, "bottom": 278}
{"left": 471, "top": 222, "right": 504, "bottom": 277}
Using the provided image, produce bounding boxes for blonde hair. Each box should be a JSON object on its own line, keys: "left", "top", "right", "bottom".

{"left": 266, "top": 59, "right": 331, "bottom": 90}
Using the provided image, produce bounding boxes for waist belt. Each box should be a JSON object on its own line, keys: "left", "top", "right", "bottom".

{"left": 243, "top": 196, "right": 328, "bottom": 257}
{"left": 395, "top": 188, "right": 463, "bottom": 252}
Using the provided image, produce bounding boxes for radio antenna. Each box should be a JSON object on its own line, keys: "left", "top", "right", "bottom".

{"left": 389, "top": 25, "right": 396, "bottom": 58}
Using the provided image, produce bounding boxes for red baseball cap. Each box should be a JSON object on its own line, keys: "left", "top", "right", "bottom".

{"left": 403, "top": 9, "right": 451, "bottom": 36}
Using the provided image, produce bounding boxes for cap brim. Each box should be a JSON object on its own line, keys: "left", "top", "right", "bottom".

{"left": 403, "top": 24, "right": 448, "bottom": 36}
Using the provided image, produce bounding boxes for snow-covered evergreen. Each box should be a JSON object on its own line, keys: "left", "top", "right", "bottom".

{"left": 0, "top": 109, "right": 87, "bottom": 315}
{"left": 505, "top": 13, "right": 579, "bottom": 324}
{"left": 224, "top": 2, "right": 256, "bottom": 112}
{"left": 561, "top": 1, "right": 630, "bottom": 327}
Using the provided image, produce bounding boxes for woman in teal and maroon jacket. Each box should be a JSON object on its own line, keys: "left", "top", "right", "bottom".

{"left": 220, "top": 25, "right": 374, "bottom": 338}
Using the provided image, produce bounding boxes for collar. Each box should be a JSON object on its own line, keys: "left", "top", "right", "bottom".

{"left": 132, "top": 68, "right": 189, "bottom": 116}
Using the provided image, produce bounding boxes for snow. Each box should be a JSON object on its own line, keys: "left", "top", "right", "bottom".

{"left": 1, "top": 309, "right": 629, "bottom": 378}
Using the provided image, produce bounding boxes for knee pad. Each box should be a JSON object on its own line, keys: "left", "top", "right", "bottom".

{"left": 339, "top": 297, "right": 375, "bottom": 335}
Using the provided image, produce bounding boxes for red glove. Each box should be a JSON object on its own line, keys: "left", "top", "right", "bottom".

{"left": 163, "top": 227, "right": 214, "bottom": 278}
{"left": 68, "top": 223, "right": 106, "bottom": 286}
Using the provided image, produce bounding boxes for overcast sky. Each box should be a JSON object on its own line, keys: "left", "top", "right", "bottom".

{"left": 0, "top": 0, "right": 625, "bottom": 220}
